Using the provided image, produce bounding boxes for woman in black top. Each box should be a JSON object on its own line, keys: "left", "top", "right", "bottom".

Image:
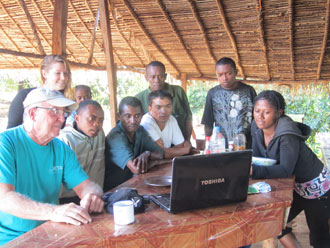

{"left": 7, "top": 55, "right": 74, "bottom": 128}
{"left": 251, "top": 90, "right": 330, "bottom": 248}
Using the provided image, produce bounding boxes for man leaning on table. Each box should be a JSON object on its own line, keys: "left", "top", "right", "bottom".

{"left": 141, "top": 90, "right": 192, "bottom": 158}
{"left": 0, "top": 88, "right": 104, "bottom": 245}
{"left": 103, "top": 96, "right": 164, "bottom": 191}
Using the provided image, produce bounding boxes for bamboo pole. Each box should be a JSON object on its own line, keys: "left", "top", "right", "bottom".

{"left": 18, "top": 0, "right": 45, "bottom": 55}
{"left": 99, "top": 0, "right": 118, "bottom": 128}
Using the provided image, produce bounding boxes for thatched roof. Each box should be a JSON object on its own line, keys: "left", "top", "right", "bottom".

{"left": 0, "top": 0, "right": 330, "bottom": 84}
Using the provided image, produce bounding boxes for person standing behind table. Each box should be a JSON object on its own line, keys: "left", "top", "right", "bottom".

{"left": 66, "top": 85, "right": 92, "bottom": 126}
{"left": 103, "top": 97, "right": 164, "bottom": 191}
{"left": 251, "top": 90, "right": 330, "bottom": 248}
{"left": 141, "top": 90, "right": 192, "bottom": 158}
{"left": 201, "top": 57, "right": 256, "bottom": 147}
{"left": 0, "top": 88, "right": 104, "bottom": 245}
{"left": 135, "top": 61, "right": 193, "bottom": 141}
{"left": 7, "top": 54, "right": 75, "bottom": 129}
{"left": 58, "top": 100, "right": 105, "bottom": 205}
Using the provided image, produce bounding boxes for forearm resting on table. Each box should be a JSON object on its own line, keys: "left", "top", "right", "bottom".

{"left": 162, "top": 141, "right": 191, "bottom": 159}
{"left": 0, "top": 184, "right": 58, "bottom": 221}
{"left": 74, "top": 179, "right": 103, "bottom": 199}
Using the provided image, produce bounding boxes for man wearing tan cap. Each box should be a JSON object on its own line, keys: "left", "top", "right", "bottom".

{"left": 0, "top": 88, "right": 104, "bottom": 245}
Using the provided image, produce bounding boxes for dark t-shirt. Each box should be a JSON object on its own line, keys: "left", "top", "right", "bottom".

{"left": 201, "top": 82, "right": 256, "bottom": 145}
{"left": 7, "top": 88, "right": 35, "bottom": 129}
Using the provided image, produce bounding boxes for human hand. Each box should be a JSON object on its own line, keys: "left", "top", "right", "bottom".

{"left": 190, "top": 147, "right": 200, "bottom": 155}
{"left": 183, "top": 141, "right": 192, "bottom": 154}
{"left": 135, "top": 151, "right": 151, "bottom": 174}
{"left": 50, "top": 203, "right": 91, "bottom": 225}
{"left": 80, "top": 193, "right": 104, "bottom": 213}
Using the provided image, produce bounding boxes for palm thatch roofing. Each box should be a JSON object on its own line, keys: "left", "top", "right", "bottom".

{"left": 0, "top": 0, "right": 330, "bottom": 84}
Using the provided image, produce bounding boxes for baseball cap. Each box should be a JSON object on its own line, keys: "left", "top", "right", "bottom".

{"left": 23, "top": 88, "right": 77, "bottom": 111}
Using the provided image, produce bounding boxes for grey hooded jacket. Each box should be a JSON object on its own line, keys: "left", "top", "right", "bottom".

{"left": 251, "top": 115, "right": 324, "bottom": 183}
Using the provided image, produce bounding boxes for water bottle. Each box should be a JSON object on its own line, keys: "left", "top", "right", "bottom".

{"left": 210, "top": 126, "right": 226, "bottom": 153}
{"left": 204, "top": 136, "right": 211, "bottom": 155}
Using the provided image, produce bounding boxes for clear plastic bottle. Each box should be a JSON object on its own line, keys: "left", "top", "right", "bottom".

{"left": 210, "top": 126, "right": 226, "bottom": 153}
{"left": 204, "top": 136, "right": 211, "bottom": 154}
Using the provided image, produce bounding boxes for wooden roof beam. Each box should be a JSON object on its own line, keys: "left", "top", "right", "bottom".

{"left": 18, "top": 0, "right": 45, "bottom": 55}
{"left": 109, "top": 5, "right": 145, "bottom": 67}
{"left": 0, "top": 47, "right": 133, "bottom": 72}
{"left": 87, "top": 9, "right": 100, "bottom": 65}
{"left": 68, "top": 0, "right": 100, "bottom": 66}
{"left": 288, "top": 0, "right": 295, "bottom": 80}
{"left": 0, "top": 1, "right": 36, "bottom": 66}
{"left": 256, "top": 0, "right": 270, "bottom": 81}
{"left": 187, "top": 0, "right": 217, "bottom": 64}
{"left": 0, "top": 27, "right": 34, "bottom": 66}
{"left": 99, "top": 0, "right": 118, "bottom": 128}
{"left": 215, "top": 0, "right": 245, "bottom": 79}
{"left": 317, "top": 0, "right": 330, "bottom": 79}
{"left": 157, "top": 0, "right": 202, "bottom": 76}
{"left": 121, "top": 0, "right": 180, "bottom": 75}
{"left": 52, "top": 0, "right": 68, "bottom": 55}
{"left": 0, "top": 44, "right": 20, "bottom": 66}
{"left": 33, "top": 0, "right": 78, "bottom": 61}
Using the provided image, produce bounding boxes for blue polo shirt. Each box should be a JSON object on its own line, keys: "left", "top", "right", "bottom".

{"left": 0, "top": 125, "right": 88, "bottom": 245}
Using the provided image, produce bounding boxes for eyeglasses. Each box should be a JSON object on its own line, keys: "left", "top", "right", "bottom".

{"left": 35, "top": 106, "right": 70, "bottom": 118}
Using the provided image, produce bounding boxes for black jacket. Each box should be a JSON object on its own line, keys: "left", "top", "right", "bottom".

{"left": 7, "top": 87, "right": 35, "bottom": 129}
{"left": 251, "top": 115, "right": 324, "bottom": 183}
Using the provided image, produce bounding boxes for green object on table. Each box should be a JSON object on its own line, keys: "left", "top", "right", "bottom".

{"left": 248, "top": 185, "right": 260, "bottom": 194}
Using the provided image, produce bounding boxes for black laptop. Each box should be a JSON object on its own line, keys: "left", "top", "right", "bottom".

{"left": 150, "top": 150, "right": 252, "bottom": 214}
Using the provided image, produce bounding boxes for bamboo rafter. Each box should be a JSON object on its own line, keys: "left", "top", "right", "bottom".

{"left": 0, "top": 26, "right": 34, "bottom": 66}
{"left": 187, "top": 0, "right": 216, "bottom": 64}
{"left": 0, "top": 1, "right": 36, "bottom": 66}
{"left": 0, "top": 41, "right": 17, "bottom": 66}
{"left": 157, "top": 0, "right": 202, "bottom": 76}
{"left": 68, "top": 0, "right": 99, "bottom": 66}
{"left": 47, "top": 0, "right": 91, "bottom": 62}
{"left": 288, "top": 0, "right": 295, "bottom": 80}
{"left": 256, "top": 0, "right": 270, "bottom": 80}
{"left": 0, "top": 48, "right": 139, "bottom": 72}
{"left": 87, "top": 9, "right": 99, "bottom": 65}
{"left": 17, "top": 0, "right": 45, "bottom": 55}
{"left": 317, "top": 0, "right": 330, "bottom": 79}
{"left": 32, "top": 0, "right": 78, "bottom": 61}
{"left": 215, "top": 0, "right": 245, "bottom": 79}
{"left": 110, "top": 7, "right": 144, "bottom": 67}
{"left": 121, "top": 0, "right": 180, "bottom": 75}
{"left": 84, "top": 0, "right": 95, "bottom": 17}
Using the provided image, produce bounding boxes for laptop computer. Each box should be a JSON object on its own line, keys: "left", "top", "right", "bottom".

{"left": 150, "top": 150, "right": 252, "bottom": 214}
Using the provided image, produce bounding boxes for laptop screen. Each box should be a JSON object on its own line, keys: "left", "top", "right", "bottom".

{"left": 170, "top": 150, "right": 252, "bottom": 213}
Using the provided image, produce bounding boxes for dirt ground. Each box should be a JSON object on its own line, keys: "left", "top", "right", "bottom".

{"left": 0, "top": 93, "right": 311, "bottom": 247}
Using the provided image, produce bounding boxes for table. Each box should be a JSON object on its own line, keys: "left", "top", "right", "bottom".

{"left": 5, "top": 163, "right": 294, "bottom": 248}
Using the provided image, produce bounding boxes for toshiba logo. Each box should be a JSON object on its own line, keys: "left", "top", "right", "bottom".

{"left": 201, "top": 178, "right": 225, "bottom": 185}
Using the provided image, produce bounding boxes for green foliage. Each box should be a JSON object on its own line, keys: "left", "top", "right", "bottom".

{"left": 116, "top": 71, "right": 146, "bottom": 101}
{"left": 187, "top": 80, "right": 217, "bottom": 117}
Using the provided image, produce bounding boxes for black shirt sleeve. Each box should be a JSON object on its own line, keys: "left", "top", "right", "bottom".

{"left": 7, "top": 88, "right": 35, "bottom": 129}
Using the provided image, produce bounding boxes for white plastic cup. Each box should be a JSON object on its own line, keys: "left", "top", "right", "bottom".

{"left": 113, "top": 200, "right": 134, "bottom": 225}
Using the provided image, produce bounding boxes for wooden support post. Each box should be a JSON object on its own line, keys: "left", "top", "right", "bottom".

{"left": 52, "top": 0, "right": 68, "bottom": 55}
{"left": 180, "top": 73, "right": 187, "bottom": 92}
{"left": 99, "top": 0, "right": 118, "bottom": 128}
